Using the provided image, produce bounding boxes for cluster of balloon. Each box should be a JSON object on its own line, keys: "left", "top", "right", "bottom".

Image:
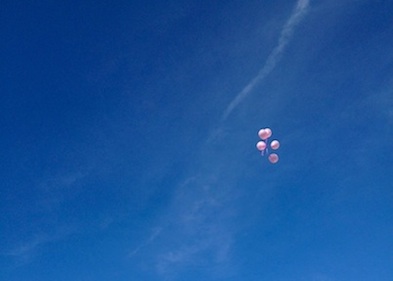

{"left": 256, "top": 128, "right": 280, "bottom": 164}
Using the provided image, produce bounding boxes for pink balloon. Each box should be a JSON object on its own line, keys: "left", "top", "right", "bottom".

{"left": 264, "top": 128, "right": 272, "bottom": 138}
{"left": 268, "top": 153, "right": 279, "bottom": 164}
{"left": 270, "top": 140, "right": 280, "bottom": 150}
{"left": 256, "top": 141, "right": 266, "bottom": 151}
{"left": 258, "top": 129, "right": 266, "bottom": 139}
{"left": 258, "top": 128, "right": 271, "bottom": 140}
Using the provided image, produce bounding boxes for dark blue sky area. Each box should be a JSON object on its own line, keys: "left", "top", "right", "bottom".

{"left": 1, "top": 1, "right": 393, "bottom": 280}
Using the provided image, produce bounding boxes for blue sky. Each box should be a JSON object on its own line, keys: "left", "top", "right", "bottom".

{"left": 1, "top": 0, "right": 393, "bottom": 280}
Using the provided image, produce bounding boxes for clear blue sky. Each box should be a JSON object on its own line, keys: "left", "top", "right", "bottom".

{"left": 1, "top": 0, "right": 392, "bottom": 280}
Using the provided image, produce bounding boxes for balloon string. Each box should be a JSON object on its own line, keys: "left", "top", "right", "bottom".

{"left": 265, "top": 138, "right": 269, "bottom": 155}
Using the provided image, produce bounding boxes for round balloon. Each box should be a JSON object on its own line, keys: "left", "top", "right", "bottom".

{"left": 268, "top": 153, "right": 279, "bottom": 164}
{"left": 270, "top": 140, "right": 280, "bottom": 150}
{"left": 258, "top": 129, "right": 271, "bottom": 140}
{"left": 258, "top": 129, "right": 266, "bottom": 139}
{"left": 264, "top": 128, "right": 272, "bottom": 139}
{"left": 256, "top": 141, "right": 266, "bottom": 151}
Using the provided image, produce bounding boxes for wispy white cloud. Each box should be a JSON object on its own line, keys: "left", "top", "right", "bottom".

{"left": 133, "top": 175, "right": 236, "bottom": 278}
{"left": 5, "top": 235, "right": 47, "bottom": 260}
{"left": 39, "top": 171, "right": 87, "bottom": 191}
{"left": 156, "top": 224, "right": 233, "bottom": 277}
{"left": 3, "top": 226, "right": 76, "bottom": 265}
{"left": 222, "top": 0, "right": 310, "bottom": 120}
{"left": 128, "top": 227, "right": 163, "bottom": 257}
{"left": 130, "top": 1, "right": 312, "bottom": 278}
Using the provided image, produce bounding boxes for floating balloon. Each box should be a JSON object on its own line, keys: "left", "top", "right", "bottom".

{"left": 258, "top": 129, "right": 266, "bottom": 140}
{"left": 258, "top": 129, "right": 268, "bottom": 140}
{"left": 258, "top": 128, "right": 272, "bottom": 140}
{"left": 256, "top": 128, "right": 280, "bottom": 164}
{"left": 256, "top": 141, "right": 266, "bottom": 151}
{"left": 268, "top": 153, "right": 279, "bottom": 164}
{"left": 270, "top": 140, "right": 280, "bottom": 150}
{"left": 264, "top": 128, "right": 272, "bottom": 139}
